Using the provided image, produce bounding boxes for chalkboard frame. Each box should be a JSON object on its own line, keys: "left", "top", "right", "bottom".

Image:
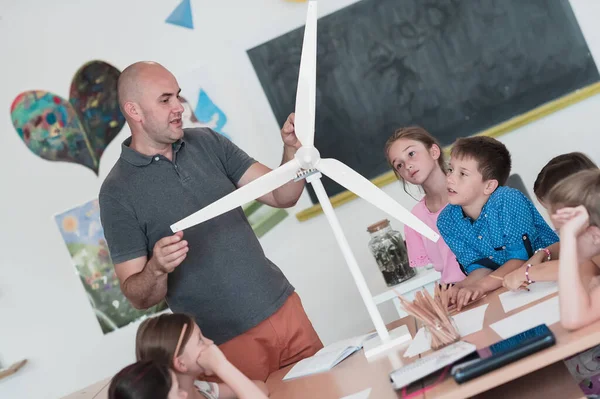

{"left": 291, "top": 82, "right": 600, "bottom": 221}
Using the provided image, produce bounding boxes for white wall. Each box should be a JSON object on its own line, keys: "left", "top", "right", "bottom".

{"left": 1, "top": 0, "right": 600, "bottom": 398}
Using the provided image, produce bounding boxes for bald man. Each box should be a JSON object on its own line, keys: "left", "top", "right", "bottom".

{"left": 99, "top": 61, "right": 323, "bottom": 381}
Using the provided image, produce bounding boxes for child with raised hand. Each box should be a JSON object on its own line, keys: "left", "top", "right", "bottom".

{"left": 546, "top": 169, "right": 600, "bottom": 330}
{"left": 136, "top": 313, "right": 269, "bottom": 399}
{"left": 545, "top": 169, "right": 600, "bottom": 396}
{"left": 534, "top": 152, "right": 597, "bottom": 210}
{"left": 436, "top": 136, "right": 558, "bottom": 310}
{"left": 385, "top": 126, "right": 465, "bottom": 284}
{"left": 503, "top": 152, "right": 598, "bottom": 291}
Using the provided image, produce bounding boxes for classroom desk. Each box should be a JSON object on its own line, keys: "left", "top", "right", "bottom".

{"left": 61, "top": 377, "right": 110, "bottom": 399}
{"left": 64, "top": 287, "right": 598, "bottom": 399}
{"left": 266, "top": 316, "right": 422, "bottom": 399}
{"left": 421, "top": 288, "right": 600, "bottom": 398}
{"left": 266, "top": 287, "right": 600, "bottom": 399}
{"left": 62, "top": 319, "right": 422, "bottom": 399}
{"left": 372, "top": 267, "right": 441, "bottom": 318}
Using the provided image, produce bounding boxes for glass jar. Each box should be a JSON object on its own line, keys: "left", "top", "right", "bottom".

{"left": 424, "top": 317, "right": 460, "bottom": 350}
{"left": 367, "top": 219, "right": 415, "bottom": 287}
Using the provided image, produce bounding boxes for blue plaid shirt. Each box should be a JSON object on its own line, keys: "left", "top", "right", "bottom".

{"left": 437, "top": 186, "right": 559, "bottom": 275}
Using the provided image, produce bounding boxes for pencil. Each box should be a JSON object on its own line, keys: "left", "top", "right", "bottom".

{"left": 395, "top": 287, "right": 460, "bottom": 347}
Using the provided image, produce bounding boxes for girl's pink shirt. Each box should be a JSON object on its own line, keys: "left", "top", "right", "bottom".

{"left": 403, "top": 197, "right": 466, "bottom": 284}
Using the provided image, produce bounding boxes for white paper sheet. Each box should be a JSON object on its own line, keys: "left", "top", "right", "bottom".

{"left": 340, "top": 388, "right": 371, "bottom": 399}
{"left": 403, "top": 327, "right": 430, "bottom": 358}
{"left": 498, "top": 281, "right": 558, "bottom": 313}
{"left": 490, "top": 296, "right": 560, "bottom": 339}
{"left": 454, "top": 303, "right": 489, "bottom": 336}
{"left": 283, "top": 333, "right": 377, "bottom": 380}
{"left": 403, "top": 304, "right": 489, "bottom": 357}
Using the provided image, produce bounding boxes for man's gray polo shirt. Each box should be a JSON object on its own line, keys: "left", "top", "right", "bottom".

{"left": 99, "top": 128, "right": 294, "bottom": 344}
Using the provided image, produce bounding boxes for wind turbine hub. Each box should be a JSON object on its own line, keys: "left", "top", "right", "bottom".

{"left": 295, "top": 146, "right": 321, "bottom": 169}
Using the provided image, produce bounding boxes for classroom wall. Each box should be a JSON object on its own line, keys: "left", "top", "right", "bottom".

{"left": 1, "top": 0, "right": 600, "bottom": 398}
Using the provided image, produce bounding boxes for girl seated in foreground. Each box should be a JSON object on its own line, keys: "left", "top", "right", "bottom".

{"left": 109, "top": 360, "right": 189, "bottom": 399}
{"left": 546, "top": 169, "right": 600, "bottom": 330}
{"left": 130, "top": 313, "right": 268, "bottom": 399}
{"left": 546, "top": 169, "right": 600, "bottom": 396}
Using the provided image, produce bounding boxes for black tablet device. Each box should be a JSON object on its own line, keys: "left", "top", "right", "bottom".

{"left": 451, "top": 324, "right": 556, "bottom": 384}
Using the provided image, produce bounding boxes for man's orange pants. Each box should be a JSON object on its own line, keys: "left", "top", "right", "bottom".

{"left": 204, "top": 291, "right": 323, "bottom": 382}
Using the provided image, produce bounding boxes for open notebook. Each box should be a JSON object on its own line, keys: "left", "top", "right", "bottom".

{"left": 283, "top": 332, "right": 378, "bottom": 380}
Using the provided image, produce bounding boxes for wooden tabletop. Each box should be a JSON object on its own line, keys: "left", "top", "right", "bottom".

{"left": 266, "top": 317, "right": 423, "bottom": 399}
{"left": 423, "top": 288, "right": 600, "bottom": 398}
{"left": 266, "top": 286, "right": 600, "bottom": 399}
{"left": 61, "top": 377, "right": 110, "bottom": 399}
{"left": 64, "top": 285, "right": 599, "bottom": 399}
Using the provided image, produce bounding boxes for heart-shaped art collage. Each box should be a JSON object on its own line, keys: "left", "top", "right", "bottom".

{"left": 10, "top": 60, "right": 125, "bottom": 175}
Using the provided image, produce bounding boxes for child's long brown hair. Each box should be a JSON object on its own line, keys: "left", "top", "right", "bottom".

{"left": 135, "top": 313, "right": 195, "bottom": 367}
{"left": 384, "top": 126, "right": 446, "bottom": 196}
{"left": 109, "top": 361, "right": 173, "bottom": 399}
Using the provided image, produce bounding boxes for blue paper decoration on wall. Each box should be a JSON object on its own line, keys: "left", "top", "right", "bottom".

{"left": 195, "top": 89, "right": 230, "bottom": 140}
{"left": 166, "top": 0, "right": 194, "bottom": 30}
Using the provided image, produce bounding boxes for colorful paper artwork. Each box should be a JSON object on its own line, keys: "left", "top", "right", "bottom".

{"left": 55, "top": 199, "right": 167, "bottom": 334}
{"left": 10, "top": 61, "right": 125, "bottom": 175}
{"left": 180, "top": 93, "right": 231, "bottom": 140}
{"left": 178, "top": 65, "right": 236, "bottom": 140}
{"left": 166, "top": 0, "right": 194, "bottom": 30}
{"left": 243, "top": 200, "right": 289, "bottom": 238}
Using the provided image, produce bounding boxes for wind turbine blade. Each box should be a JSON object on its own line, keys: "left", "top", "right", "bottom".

{"left": 171, "top": 159, "right": 301, "bottom": 232}
{"left": 294, "top": 0, "right": 317, "bottom": 148}
{"left": 317, "top": 159, "right": 440, "bottom": 242}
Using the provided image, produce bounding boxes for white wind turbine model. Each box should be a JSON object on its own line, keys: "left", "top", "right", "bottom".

{"left": 171, "top": 0, "right": 440, "bottom": 358}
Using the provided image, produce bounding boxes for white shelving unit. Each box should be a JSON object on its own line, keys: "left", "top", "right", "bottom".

{"left": 372, "top": 266, "right": 441, "bottom": 318}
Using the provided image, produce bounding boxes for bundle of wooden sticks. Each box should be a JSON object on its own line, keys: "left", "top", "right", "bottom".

{"left": 436, "top": 283, "right": 489, "bottom": 313}
{"left": 394, "top": 285, "right": 460, "bottom": 349}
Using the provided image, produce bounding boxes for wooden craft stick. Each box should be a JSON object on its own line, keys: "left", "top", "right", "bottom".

{"left": 415, "top": 291, "right": 438, "bottom": 320}
{"left": 434, "top": 282, "right": 452, "bottom": 310}
{"left": 173, "top": 323, "right": 188, "bottom": 364}
{"left": 424, "top": 289, "right": 454, "bottom": 333}
{"left": 440, "top": 284, "right": 450, "bottom": 310}
{"left": 395, "top": 288, "right": 460, "bottom": 346}
{"left": 0, "top": 359, "right": 27, "bottom": 381}
{"left": 398, "top": 298, "right": 439, "bottom": 331}
{"left": 447, "top": 293, "right": 487, "bottom": 314}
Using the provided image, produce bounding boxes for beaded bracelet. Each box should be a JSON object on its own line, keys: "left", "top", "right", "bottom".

{"left": 534, "top": 247, "right": 551, "bottom": 261}
{"left": 525, "top": 263, "right": 535, "bottom": 284}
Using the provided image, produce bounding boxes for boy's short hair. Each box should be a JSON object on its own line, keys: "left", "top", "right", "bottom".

{"left": 450, "top": 136, "right": 511, "bottom": 185}
{"left": 533, "top": 152, "right": 597, "bottom": 201}
{"left": 547, "top": 169, "right": 600, "bottom": 227}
